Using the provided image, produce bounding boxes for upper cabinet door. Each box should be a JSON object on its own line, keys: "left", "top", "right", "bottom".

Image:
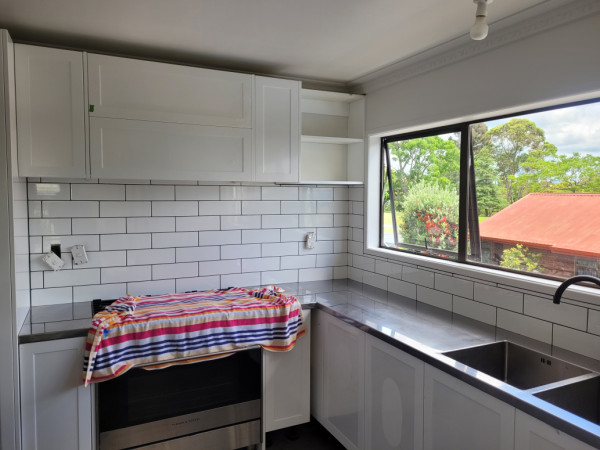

{"left": 254, "top": 76, "right": 300, "bottom": 182}
{"left": 15, "top": 45, "right": 87, "bottom": 178}
{"left": 88, "top": 54, "right": 252, "bottom": 128}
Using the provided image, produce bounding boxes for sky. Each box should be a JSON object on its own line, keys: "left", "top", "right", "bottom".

{"left": 483, "top": 100, "right": 600, "bottom": 156}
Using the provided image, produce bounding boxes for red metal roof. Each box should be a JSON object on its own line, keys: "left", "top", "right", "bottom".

{"left": 479, "top": 193, "right": 600, "bottom": 258}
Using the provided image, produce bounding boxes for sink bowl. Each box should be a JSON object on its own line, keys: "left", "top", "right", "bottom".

{"left": 443, "top": 341, "right": 590, "bottom": 390}
{"left": 534, "top": 375, "right": 600, "bottom": 425}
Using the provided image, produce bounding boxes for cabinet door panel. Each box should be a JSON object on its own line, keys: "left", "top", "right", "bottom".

{"left": 88, "top": 54, "right": 252, "bottom": 128}
{"left": 90, "top": 117, "right": 252, "bottom": 181}
{"left": 365, "top": 335, "right": 424, "bottom": 450}
{"left": 514, "top": 410, "right": 596, "bottom": 450}
{"left": 263, "top": 310, "right": 310, "bottom": 432}
{"left": 20, "top": 337, "right": 93, "bottom": 450}
{"left": 424, "top": 366, "right": 514, "bottom": 450}
{"left": 322, "top": 313, "right": 365, "bottom": 450}
{"left": 254, "top": 77, "right": 299, "bottom": 182}
{"left": 15, "top": 45, "right": 86, "bottom": 178}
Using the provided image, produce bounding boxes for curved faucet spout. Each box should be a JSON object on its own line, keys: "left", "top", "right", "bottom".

{"left": 553, "top": 275, "right": 600, "bottom": 304}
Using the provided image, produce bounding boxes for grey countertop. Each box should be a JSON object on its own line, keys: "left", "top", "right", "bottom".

{"left": 18, "top": 279, "right": 600, "bottom": 447}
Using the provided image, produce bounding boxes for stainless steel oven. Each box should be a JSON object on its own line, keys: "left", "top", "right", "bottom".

{"left": 96, "top": 348, "right": 262, "bottom": 449}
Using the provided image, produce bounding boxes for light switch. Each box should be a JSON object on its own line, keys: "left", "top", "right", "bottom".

{"left": 42, "top": 251, "right": 65, "bottom": 271}
{"left": 71, "top": 244, "right": 89, "bottom": 265}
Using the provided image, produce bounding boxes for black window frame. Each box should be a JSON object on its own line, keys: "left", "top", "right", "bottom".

{"left": 379, "top": 97, "right": 600, "bottom": 281}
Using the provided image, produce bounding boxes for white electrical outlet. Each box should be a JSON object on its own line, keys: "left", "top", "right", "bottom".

{"left": 305, "top": 232, "right": 316, "bottom": 249}
{"left": 42, "top": 251, "right": 65, "bottom": 271}
{"left": 71, "top": 244, "right": 89, "bottom": 265}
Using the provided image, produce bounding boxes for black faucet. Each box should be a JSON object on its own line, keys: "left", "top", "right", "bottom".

{"left": 553, "top": 275, "right": 600, "bottom": 304}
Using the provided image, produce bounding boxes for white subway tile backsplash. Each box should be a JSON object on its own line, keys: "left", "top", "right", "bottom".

{"left": 45, "top": 268, "right": 100, "bottom": 287}
{"left": 262, "top": 270, "right": 298, "bottom": 285}
{"left": 402, "top": 265, "right": 434, "bottom": 288}
{"left": 30, "top": 272, "right": 43, "bottom": 289}
{"left": 242, "top": 229, "right": 280, "bottom": 244}
{"left": 198, "top": 259, "right": 241, "bottom": 276}
{"left": 333, "top": 215, "right": 349, "bottom": 227}
{"left": 221, "top": 215, "right": 261, "bottom": 230}
{"left": 126, "top": 184, "right": 174, "bottom": 200}
{"left": 43, "top": 235, "right": 100, "bottom": 252}
{"left": 333, "top": 187, "right": 350, "bottom": 201}
{"left": 198, "top": 230, "right": 241, "bottom": 246}
{"left": 222, "top": 273, "right": 261, "bottom": 288}
{"left": 153, "top": 201, "right": 198, "bottom": 217}
{"left": 128, "top": 217, "right": 175, "bottom": 233}
{"left": 73, "top": 218, "right": 126, "bottom": 235}
{"left": 263, "top": 242, "right": 299, "bottom": 257}
{"left": 220, "top": 186, "right": 261, "bottom": 201}
{"left": 317, "top": 201, "right": 349, "bottom": 214}
{"left": 221, "top": 244, "right": 261, "bottom": 260}
{"left": 261, "top": 215, "right": 298, "bottom": 229}
{"left": 176, "top": 216, "right": 220, "bottom": 232}
{"left": 474, "top": 283, "right": 523, "bottom": 313}
{"left": 298, "top": 240, "right": 333, "bottom": 255}
{"left": 73, "top": 283, "right": 126, "bottom": 302}
{"left": 281, "top": 228, "right": 317, "bottom": 242}
{"left": 317, "top": 253, "right": 347, "bottom": 267}
{"left": 553, "top": 325, "right": 600, "bottom": 360}
{"left": 198, "top": 201, "right": 241, "bottom": 216}
{"left": 300, "top": 267, "right": 333, "bottom": 282}
{"left": 28, "top": 183, "right": 71, "bottom": 200}
{"left": 348, "top": 187, "right": 364, "bottom": 201}
{"left": 497, "top": 309, "right": 552, "bottom": 343}
{"left": 29, "top": 219, "right": 71, "bottom": 236}
{"left": 417, "top": 286, "right": 452, "bottom": 311}
{"left": 42, "top": 201, "right": 98, "bottom": 218}
{"left": 317, "top": 227, "right": 348, "bottom": 241}
{"left": 30, "top": 254, "right": 72, "bottom": 271}
{"left": 435, "top": 274, "right": 473, "bottom": 299}
{"left": 176, "top": 246, "right": 220, "bottom": 263}
{"left": 243, "top": 257, "right": 280, "bottom": 272}
{"left": 362, "top": 271, "right": 387, "bottom": 290}
{"left": 128, "top": 279, "right": 175, "bottom": 296}
{"left": 176, "top": 276, "right": 220, "bottom": 293}
{"left": 299, "top": 187, "right": 333, "bottom": 201}
{"left": 333, "top": 266, "right": 348, "bottom": 279}
{"left": 71, "top": 184, "right": 124, "bottom": 200}
{"left": 153, "top": 232, "right": 198, "bottom": 248}
{"left": 176, "top": 185, "right": 220, "bottom": 200}
{"left": 262, "top": 186, "right": 298, "bottom": 200}
{"left": 523, "top": 294, "right": 587, "bottom": 331}
{"left": 101, "top": 201, "right": 151, "bottom": 217}
{"left": 102, "top": 234, "right": 151, "bottom": 250}
{"left": 242, "top": 201, "right": 280, "bottom": 215}
{"left": 334, "top": 240, "right": 348, "bottom": 254}
{"left": 28, "top": 201, "right": 42, "bottom": 218}
{"left": 453, "top": 296, "right": 497, "bottom": 326}
{"left": 281, "top": 255, "right": 316, "bottom": 270}
{"left": 298, "top": 214, "right": 333, "bottom": 228}
{"left": 153, "top": 262, "right": 198, "bottom": 280}
{"left": 388, "top": 278, "right": 416, "bottom": 299}
{"left": 281, "top": 201, "right": 316, "bottom": 214}
{"left": 78, "top": 251, "right": 127, "bottom": 268}
{"left": 31, "top": 287, "right": 72, "bottom": 306}
{"left": 352, "top": 254, "right": 375, "bottom": 272}
{"left": 129, "top": 248, "right": 175, "bottom": 265}
{"left": 102, "top": 266, "right": 151, "bottom": 283}
{"left": 588, "top": 310, "right": 600, "bottom": 336}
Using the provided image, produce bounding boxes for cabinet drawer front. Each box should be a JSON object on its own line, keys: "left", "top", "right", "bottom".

{"left": 90, "top": 117, "right": 253, "bottom": 182}
{"left": 88, "top": 54, "right": 252, "bottom": 127}
{"left": 15, "top": 44, "right": 87, "bottom": 178}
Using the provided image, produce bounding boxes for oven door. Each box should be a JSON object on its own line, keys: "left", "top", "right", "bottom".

{"left": 97, "top": 348, "right": 262, "bottom": 449}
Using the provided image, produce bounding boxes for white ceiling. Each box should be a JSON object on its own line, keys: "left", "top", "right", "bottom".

{"left": 0, "top": 0, "right": 563, "bottom": 86}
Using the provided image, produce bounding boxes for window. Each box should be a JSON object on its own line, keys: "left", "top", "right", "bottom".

{"left": 380, "top": 99, "right": 600, "bottom": 280}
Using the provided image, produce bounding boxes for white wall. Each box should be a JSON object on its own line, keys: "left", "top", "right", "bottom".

{"left": 365, "top": 12, "right": 600, "bottom": 134}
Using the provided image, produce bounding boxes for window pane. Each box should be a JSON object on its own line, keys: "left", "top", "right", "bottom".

{"left": 469, "top": 101, "right": 600, "bottom": 278}
{"left": 382, "top": 132, "right": 461, "bottom": 259}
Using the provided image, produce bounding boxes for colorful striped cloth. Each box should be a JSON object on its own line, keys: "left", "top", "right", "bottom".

{"left": 83, "top": 286, "right": 305, "bottom": 386}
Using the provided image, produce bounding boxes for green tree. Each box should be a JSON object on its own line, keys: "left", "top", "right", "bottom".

{"left": 500, "top": 244, "right": 542, "bottom": 272}
{"left": 474, "top": 146, "right": 506, "bottom": 216}
{"left": 486, "top": 119, "right": 547, "bottom": 203}
{"left": 400, "top": 181, "right": 459, "bottom": 251}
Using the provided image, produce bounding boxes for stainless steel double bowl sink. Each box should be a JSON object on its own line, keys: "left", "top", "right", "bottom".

{"left": 443, "top": 341, "right": 600, "bottom": 424}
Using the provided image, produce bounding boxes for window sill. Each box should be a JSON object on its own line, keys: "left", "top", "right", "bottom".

{"left": 363, "top": 245, "right": 600, "bottom": 305}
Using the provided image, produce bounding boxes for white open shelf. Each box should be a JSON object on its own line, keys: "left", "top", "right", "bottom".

{"left": 300, "top": 89, "right": 365, "bottom": 185}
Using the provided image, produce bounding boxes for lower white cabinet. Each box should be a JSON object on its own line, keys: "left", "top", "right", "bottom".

{"left": 263, "top": 309, "right": 311, "bottom": 432}
{"left": 317, "top": 310, "right": 365, "bottom": 450}
{"left": 20, "top": 337, "right": 93, "bottom": 450}
{"left": 424, "top": 365, "right": 515, "bottom": 450}
{"left": 514, "top": 410, "right": 596, "bottom": 450}
{"left": 365, "top": 335, "right": 424, "bottom": 450}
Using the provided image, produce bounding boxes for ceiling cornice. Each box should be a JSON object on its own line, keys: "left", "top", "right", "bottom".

{"left": 351, "top": 0, "right": 600, "bottom": 94}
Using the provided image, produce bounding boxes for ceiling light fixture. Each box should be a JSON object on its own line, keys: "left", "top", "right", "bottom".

{"left": 470, "top": 0, "right": 492, "bottom": 41}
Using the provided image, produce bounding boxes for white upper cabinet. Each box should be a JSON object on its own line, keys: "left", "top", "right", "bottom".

{"left": 15, "top": 45, "right": 87, "bottom": 178}
{"left": 254, "top": 76, "right": 300, "bottom": 182}
{"left": 300, "top": 89, "right": 365, "bottom": 184}
{"left": 87, "top": 54, "right": 252, "bottom": 128}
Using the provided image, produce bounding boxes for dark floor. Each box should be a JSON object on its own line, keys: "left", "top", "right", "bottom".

{"left": 267, "top": 418, "right": 345, "bottom": 450}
